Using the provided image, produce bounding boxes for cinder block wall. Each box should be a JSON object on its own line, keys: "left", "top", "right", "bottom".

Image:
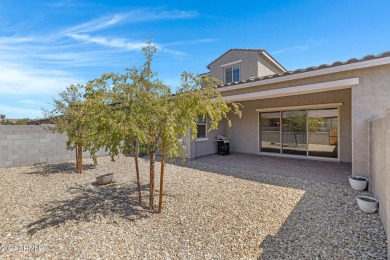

{"left": 371, "top": 110, "right": 390, "bottom": 258}
{"left": 0, "top": 125, "right": 107, "bottom": 168}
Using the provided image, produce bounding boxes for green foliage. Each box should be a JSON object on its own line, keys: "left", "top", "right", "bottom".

{"left": 164, "top": 72, "right": 242, "bottom": 158}
{"left": 44, "top": 38, "right": 242, "bottom": 209}
{"left": 42, "top": 84, "right": 106, "bottom": 166}
{"left": 283, "top": 111, "right": 324, "bottom": 147}
{"left": 1, "top": 121, "right": 15, "bottom": 125}
{"left": 283, "top": 111, "right": 306, "bottom": 133}
{"left": 284, "top": 111, "right": 324, "bottom": 134}
{"left": 308, "top": 117, "right": 324, "bottom": 133}
{"left": 15, "top": 118, "right": 30, "bottom": 125}
{"left": 0, "top": 118, "right": 30, "bottom": 125}
{"left": 43, "top": 84, "right": 85, "bottom": 151}
{"left": 81, "top": 39, "right": 242, "bottom": 161}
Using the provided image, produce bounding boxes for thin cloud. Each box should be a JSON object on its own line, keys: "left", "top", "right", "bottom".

{"left": 66, "top": 33, "right": 186, "bottom": 56}
{"left": 66, "top": 33, "right": 150, "bottom": 51}
{"left": 28, "top": 51, "right": 131, "bottom": 67}
{"left": 0, "top": 36, "right": 36, "bottom": 44}
{"left": 271, "top": 45, "right": 311, "bottom": 55}
{"left": 19, "top": 99, "right": 42, "bottom": 105}
{"left": 0, "top": 104, "right": 43, "bottom": 119}
{"left": 0, "top": 62, "right": 83, "bottom": 95}
{"left": 163, "top": 38, "right": 217, "bottom": 47}
{"left": 159, "top": 48, "right": 186, "bottom": 56}
{"left": 0, "top": 35, "right": 132, "bottom": 68}
{"left": 271, "top": 40, "right": 323, "bottom": 55}
{"left": 64, "top": 8, "right": 199, "bottom": 34}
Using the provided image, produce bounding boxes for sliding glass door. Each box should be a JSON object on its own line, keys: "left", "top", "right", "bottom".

{"left": 308, "top": 109, "right": 338, "bottom": 158}
{"left": 260, "top": 112, "right": 281, "bottom": 153}
{"left": 282, "top": 110, "right": 307, "bottom": 156}
{"left": 259, "top": 108, "right": 338, "bottom": 159}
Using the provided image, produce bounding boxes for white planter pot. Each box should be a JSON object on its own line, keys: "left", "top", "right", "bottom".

{"left": 96, "top": 173, "right": 114, "bottom": 185}
{"left": 357, "top": 195, "right": 378, "bottom": 213}
{"left": 348, "top": 176, "right": 368, "bottom": 191}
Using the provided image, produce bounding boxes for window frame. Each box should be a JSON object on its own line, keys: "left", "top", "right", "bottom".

{"left": 196, "top": 115, "right": 208, "bottom": 141}
{"left": 224, "top": 64, "right": 240, "bottom": 84}
{"left": 257, "top": 104, "right": 341, "bottom": 161}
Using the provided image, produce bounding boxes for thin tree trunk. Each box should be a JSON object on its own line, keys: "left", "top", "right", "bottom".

{"left": 77, "top": 144, "right": 83, "bottom": 174}
{"left": 158, "top": 138, "right": 165, "bottom": 213}
{"left": 149, "top": 152, "right": 155, "bottom": 211}
{"left": 80, "top": 145, "right": 83, "bottom": 173}
{"left": 133, "top": 140, "right": 142, "bottom": 205}
{"left": 79, "top": 145, "right": 83, "bottom": 174}
{"left": 293, "top": 132, "right": 298, "bottom": 147}
{"left": 75, "top": 147, "right": 79, "bottom": 174}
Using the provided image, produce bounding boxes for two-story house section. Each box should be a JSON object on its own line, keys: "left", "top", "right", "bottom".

{"left": 188, "top": 48, "right": 390, "bottom": 183}
{"left": 205, "top": 49, "right": 286, "bottom": 84}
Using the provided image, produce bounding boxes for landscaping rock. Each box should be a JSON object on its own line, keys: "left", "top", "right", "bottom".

{"left": 0, "top": 155, "right": 387, "bottom": 259}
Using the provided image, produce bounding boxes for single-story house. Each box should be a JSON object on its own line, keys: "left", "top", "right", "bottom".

{"left": 183, "top": 48, "right": 390, "bottom": 181}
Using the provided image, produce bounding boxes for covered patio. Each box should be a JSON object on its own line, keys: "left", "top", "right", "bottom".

{"left": 194, "top": 152, "right": 351, "bottom": 185}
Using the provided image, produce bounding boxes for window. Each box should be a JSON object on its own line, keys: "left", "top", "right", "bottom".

{"left": 225, "top": 65, "right": 240, "bottom": 83}
{"left": 196, "top": 115, "right": 207, "bottom": 138}
{"left": 259, "top": 108, "right": 339, "bottom": 158}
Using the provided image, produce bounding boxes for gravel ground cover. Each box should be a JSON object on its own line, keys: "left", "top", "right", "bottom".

{"left": 0, "top": 155, "right": 387, "bottom": 259}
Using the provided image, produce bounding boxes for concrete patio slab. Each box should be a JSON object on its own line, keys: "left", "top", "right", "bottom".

{"left": 194, "top": 153, "right": 351, "bottom": 185}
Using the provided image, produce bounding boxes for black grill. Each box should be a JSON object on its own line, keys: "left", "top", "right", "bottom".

{"left": 217, "top": 139, "right": 230, "bottom": 156}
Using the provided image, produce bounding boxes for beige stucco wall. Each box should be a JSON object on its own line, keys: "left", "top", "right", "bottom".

{"left": 182, "top": 129, "right": 194, "bottom": 159}
{"left": 220, "top": 64, "right": 390, "bottom": 178}
{"left": 209, "top": 50, "right": 259, "bottom": 83}
{"left": 351, "top": 66, "right": 390, "bottom": 178}
{"left": 371, "top": 110, "right": 390, "bottom": 258}
{"left": 195, "top": 59, "right": 390, "bottom": 181}
{"left": 258, "top": 55, "right": 283, "bottom": 77}
{"left": 185, "top": 118, "right": 227, "bottom": 158}
{"left": 225, "top": 89, "right": 352, "bottom": 162}
{"left": 208, "top": 50, "right": 283, "bottom": 83}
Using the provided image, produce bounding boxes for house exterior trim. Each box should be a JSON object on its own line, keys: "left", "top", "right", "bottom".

{"left": 223, "top": 78, "right": 359, "bottom": 101}
{"left": 261, "top": 51, "right": 287, "bottom": 72}
{"left": 221, "top": 59, "right": 242, "bottom": 68}
{"left": 255, "top": 102, "right": 343, "bottom": 112}
{"left": 257, "top": 104, "right": 341, "bottom": 162}
{"left": 218, "top": 57, "right": 390, "bottom": 92}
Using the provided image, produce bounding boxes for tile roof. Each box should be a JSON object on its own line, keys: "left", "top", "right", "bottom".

{"left": 218, "top": 51, "right": 390, "bottom": 88}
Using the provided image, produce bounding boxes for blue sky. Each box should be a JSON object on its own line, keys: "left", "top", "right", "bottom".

{"left": 1, "top": 0, "right": 390, "bottom": 119}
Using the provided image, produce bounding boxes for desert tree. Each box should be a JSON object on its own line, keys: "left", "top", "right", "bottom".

{"left": 43, "top": 84, "right": 93, "bottom": 174}
{"left": 46, "top": 39, "right": 242, "bottom": 212}
{"left": 155, "top": 72, "right": 242, "bottom": 213}
{"left": 85, "top": 41, "right": 242, "bottom": 212}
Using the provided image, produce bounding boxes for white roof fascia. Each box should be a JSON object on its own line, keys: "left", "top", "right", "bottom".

{"left": 260, "top": 51, "right": 287, "bottom": 72}
{"left": 219, "top": 56, "right": 390, "bottom": 92}
{"left": 256, "top": 103, "right": 343, "bottom": 112}
{"left": 223, "top": 78, "right": 359, "bottom": 102}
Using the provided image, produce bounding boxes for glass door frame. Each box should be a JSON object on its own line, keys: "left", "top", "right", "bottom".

{"left": 257, "top": 103, "right": 341, "bottom": 161}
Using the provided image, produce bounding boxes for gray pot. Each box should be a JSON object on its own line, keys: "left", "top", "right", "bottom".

{"left": 356, "top": 195, "right": 378, "bottom": 213}
{"left": 348, "top": 176, "right": 368, "bottom": 191}
{"left": 96, "top": 173, "right": 114, "bottom": 185}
